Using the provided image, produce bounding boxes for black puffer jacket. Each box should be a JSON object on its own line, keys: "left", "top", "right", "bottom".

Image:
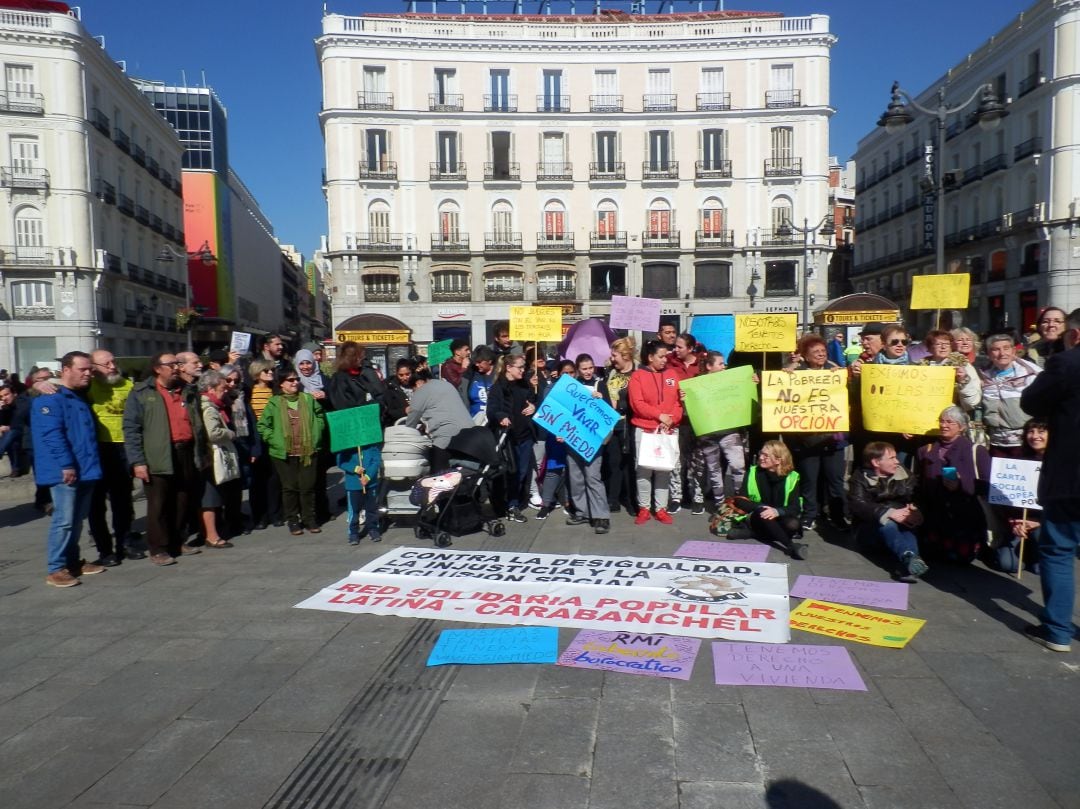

{"left": 848, "top": 466, "right": 918, "bottom": 525}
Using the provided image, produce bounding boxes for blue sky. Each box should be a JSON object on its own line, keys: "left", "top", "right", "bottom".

{"left": 84, "top": 0, "right": 1027, "bottom": 260}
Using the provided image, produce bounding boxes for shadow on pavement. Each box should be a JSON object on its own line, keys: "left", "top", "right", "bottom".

{"left": 766, "top": 779, "right": 844, "bottom": 809}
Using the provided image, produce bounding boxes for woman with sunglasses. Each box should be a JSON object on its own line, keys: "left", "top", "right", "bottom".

{"left": 868, "top": 324, "right": 920, "bottom": 464}
{"left": 920, "top": 330, "right": 981, "bottom": 414}
{"left": 257, "top": 367, "right": 327, "bottom": 535}
{"left": 247, "top": 359, "right": 283, "bottom": 529}
{"left": 219, "top": 364, "right": 260, "bottom": 536}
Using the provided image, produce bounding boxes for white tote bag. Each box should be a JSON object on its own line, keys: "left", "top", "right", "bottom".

{"left": 637, "top": 428, "right": 678, "bottom": 472}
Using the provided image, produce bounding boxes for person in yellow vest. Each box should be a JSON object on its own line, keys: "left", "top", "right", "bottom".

{"left": 727, "top": 439, "right": 808, "bottom": 560}
{"left": 86, "top": 350, "right": 143, "bottom": 565}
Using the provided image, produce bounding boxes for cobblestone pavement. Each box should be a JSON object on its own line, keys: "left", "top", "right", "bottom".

{"left": 0, "top": 480, "right": 1077, "bottom": 809}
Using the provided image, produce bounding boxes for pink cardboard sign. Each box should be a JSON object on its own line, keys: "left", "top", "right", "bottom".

{"left": 711, "top": 642, "right": 867, "bottom": 691}
{"left": 790, "top": 575, "right": 909, "bottom": 611}
{"left": 674, "top": 540, "right": 771, "bottom": 564}
{"left": 558, "top": 629, "right": 701, "bottom": 681}
{"left": 609, "top": 295, "right": 662, "bottom": 332}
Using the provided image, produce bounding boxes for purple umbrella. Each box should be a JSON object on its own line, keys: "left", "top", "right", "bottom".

{"left": 558, "top": 318, "right": 618, "bottom": 364}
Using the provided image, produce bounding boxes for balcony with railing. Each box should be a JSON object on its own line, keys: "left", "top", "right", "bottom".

{"left": 132, "top": 144, "right": 146, "bottom": 167}
{"left": 428, "top": 93, "right": 463, "bottom": 111}
{"left": 484, "top": 233, "right": 523, "bottom": 253}
{"left": 485, "top": 285, "right": 525, "bottom": 302}
{"left": 123, "top": 310, "right": 138, "bottom": 327}
{"left": 170, "top": 177, "right": 183, "bottom": 197}
{"left": 430, "top": 162, "right": 467, "bottom": 181}
{"left": 431, "top": 286, "right": 472, "bottom": 303}
{"left": 589, "top": 285, "right": 626, "bottom": 301}
{"left": 589, "top": 94, "right": 622, "bottom": 112}
{"left": 589, "top": 232, "right": 627, "bottom": 250}
{"left": 0, "top": 92, "right": 44, "bottom": 115}
{"left": 695, "top": 159, "right": 732, "bottom": 180}
{"left": 642, "top": 284, "right": 679, "bottom": 299}
{"left": 759, "top": 229, "right": 797, "bottom": 247}
{"left": 696, "top": 230, "right": 734, "bottom": 249}
{"left": 535, "top": 233, "right": 575, "bottom": 254}
{"left": 764, "top": 157, "right": 802, "bottom": 178}
{"left": 694, "top": 282, "right": 733, "bottom": 298}
{"left": 906, "top": 146, "right": 922, "bottom": 165}
{"left": 642, "top": 161, "right": 679, "bottom": 181}
{"left": 537, "top": 284, "right": 578, "bottom": 302}
{"left": 113, "top": 128, "right": 130, "bottom": 153}
{"left": 163, "top": 223, "right": 175, "bottom": 241}
{"left": 103, "top": 252, "right": 123, "bottom": 273}
{"left": 0, "top": 245, "right": 55, "bottom": 265}
{"left": 160, "top": 169, "right": 173, "bottom": 190}
{"left": 1018, "top": 72, "right": 1044, "bottom": 97}
{"left": 354, "top": 234, "right": 403, "bottom": 253}
{"left": 696, "top": 92, "right": 731, "bottom": 111}
{"left": 642, "top": 231, "right": 680, "bottom": 249}
{"left": 117, "top": 194, "right": 133, "bottom": 216}
{"left": 1, "top": 166, "right": 49, "bottom": 190}
{"left": 356, "top": 91, "right": 393, "bottom": 110}
{"left": 1015, "top": 137, "right": 1043, "bottom": 161}
{"left": 90, "top": 107, "right": 110, "bottom": 136}
{"left": 765, "top": 89, "right": 801, "bottom": 108}
{"left": 364, "top": 285, "right": 400, "bottom": 303}
{"left": 536, "top": 95, "right": 570, "bottom": 112}
{"left": 13, "top": 303, "right": 54, "bottom": 320}
{"left": 146, "top": 156, "right": 159, "bottom": 178}
{"left": 430, "top": 233, "right": 470, "bottom": 255}
{"left": 484, "top": 162, "right": 520, "bottom": 181}
{"left": 483, "top": 94, "right": 517, "bottom": 112}
{"left": 589, "top": 162, "right": 625, "bottom": 181}
{"left": 536, "top": 161, "right": 573, "bottom": 181}
{"left": 359, "top": 161, "right": 398, "bottom": 181}
{"left": 945, "top": 120, "right": 962, "bottom": 140}
{"left": 982, "top": 153, "right": 1007, "bottom": 176}
{"left": 93, "top": 178, "right": 115, "bottom": 205}
{"left": 643, "top": 93, "right": 677, "bottom": 112}
{"left": 135, "top": 205, "right": 150, "bottom": 225}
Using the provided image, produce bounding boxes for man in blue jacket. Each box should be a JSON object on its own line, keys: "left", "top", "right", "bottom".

{"left": 31, "top": 351, "right": 104, "bottom": 588}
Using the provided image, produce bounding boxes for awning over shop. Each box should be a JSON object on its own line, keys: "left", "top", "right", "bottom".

{"left": 813, "top": 293, "right": 901, "bottom": 326}
{"left": 335, "top": 313, "right": 412, "bottom": 345}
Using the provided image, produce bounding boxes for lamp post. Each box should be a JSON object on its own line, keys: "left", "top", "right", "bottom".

{"left": 877, "top": 81, "right": 1008, "bottom": 282}
{"left": 784, "top": 215, "right": 834, "bottom": 333}
{"left": 157, "top": 241, "right": 216, "bottom": 350}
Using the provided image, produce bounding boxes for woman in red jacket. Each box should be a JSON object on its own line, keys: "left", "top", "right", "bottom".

{"left": 628, "top": 340, "right": 684, "bottom": 525}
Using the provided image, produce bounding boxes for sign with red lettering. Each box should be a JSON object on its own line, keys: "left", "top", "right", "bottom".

{"left": 761, "top": 370, "right": 849, "bottom": 433}
{"left": 296, "top": 547, "right": 792, "bottom": 642}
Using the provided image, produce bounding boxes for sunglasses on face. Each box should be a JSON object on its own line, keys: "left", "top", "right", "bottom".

{"left": 282, "top": 377, "right": 299, "bottom": 383}
{"left": 889, "top": 338, "right": 911, "bottom": 347}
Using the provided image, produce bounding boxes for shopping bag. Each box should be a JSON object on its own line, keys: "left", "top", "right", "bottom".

{"left": 637, "top": 429, "right": 678, "bottom": 471}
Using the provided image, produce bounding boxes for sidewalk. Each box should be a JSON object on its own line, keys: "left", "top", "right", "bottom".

{"left": 0, "top": 489, "right": 1077, "bottom": 809}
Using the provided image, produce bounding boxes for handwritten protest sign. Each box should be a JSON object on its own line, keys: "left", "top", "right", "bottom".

{"left": 674, "top": 540, "right": 770, "bottom": 563}
{"left": 790, "top": 575, "right": 909, "bottom": 611}
{"left": 229, "top": 331, "right": 251, "bottom": 354}
{"left": 558, "top": 630, "right": 701, "bottom": 681}
{"left": 510, "top": 305, "right": 562, "bottom": 341}
{"left": 690, "top": 314, "right": 735, "bottom": 359}
{"left": 761, "top": 370, "right": 849, "bottom": 433}
{"left": 609, "top": 295, "right": 661, "bottom": 332}
{"left": 679, "top": 365, "right": 758, "bottom": 436}
{"left": 734, "top": 314, "right": 797, "bottom": 353}
{"left": 909, "top": 273, "right": 971, "bottom": 310}
{"left": 860, "top": 364, "right": 954, "bottom": 435}
{"left": 326, "top": 404, "right": 382, "bottom": 451}
{"left": 427, "top": 339, "right": 453, "bottom": 368}
{"left": 533, "top": 374, "right": 618, "bottom": 462}
{"left": 789, "top": 599, "right": 926, "bottom": 648}
{"left": 987, "top": 457, "right": 1042, "bottom": 510}
{"left": 426, "top": 627, "right": 558, "bottom": 666}
{"left": 297, "top": 547, "right": 793, "bottom": 642}
{"left": 712, "top": 642, "right": 867, "bottom": 691}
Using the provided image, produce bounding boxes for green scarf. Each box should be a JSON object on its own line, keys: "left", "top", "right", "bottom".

{"left": 278, "top": 392, "right": 315, "bottom": 464}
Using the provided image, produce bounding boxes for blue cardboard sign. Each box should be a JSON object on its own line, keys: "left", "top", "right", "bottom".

{"left": 532, "top": 374, "right": 619, "bottom": 462}
{"left": 426, "top": 627, "right": 559, "bottom": 666}
{"left": 690, "top": 314, "right": 735, "bottom": 360}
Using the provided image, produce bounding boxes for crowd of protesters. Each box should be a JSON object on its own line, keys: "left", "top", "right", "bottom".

{"left": 1, "top": 307, "right": 1077, "bottom": 653}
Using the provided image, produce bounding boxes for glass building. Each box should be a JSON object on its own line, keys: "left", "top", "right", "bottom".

{"left": 131, "top": 80, "right": 228, "bottom": 172}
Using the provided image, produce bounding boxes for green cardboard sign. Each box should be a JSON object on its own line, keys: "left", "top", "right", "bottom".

{"left": 427, "top": 339, "right": 454, "bottom": 368}
{"left": 327, "top": 404, "right": 382, "bottom": 451}
{"left": 679, "top": 365, "right": 758, "bottom": 436}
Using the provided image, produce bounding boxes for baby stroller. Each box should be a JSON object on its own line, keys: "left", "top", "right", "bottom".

{"left": 410, "top": 426, "right": 507, "bottom": 547}
{"left": 378, "top": 418, "right": 433, "bottom": 531}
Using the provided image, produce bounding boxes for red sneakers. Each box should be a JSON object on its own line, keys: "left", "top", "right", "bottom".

{"left": 634, "top": 508, "right": 651, "bottom": 525}
{"left": 654, "top": 509, "right": 673, "bottom": 524}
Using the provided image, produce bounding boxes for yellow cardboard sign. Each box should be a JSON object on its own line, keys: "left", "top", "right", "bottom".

{"left": 762, "top": 370, "right": 849, "bottom": 433}
{"left": 734, "top": 314, "right": 797, "bottom": 352}
{"left": 860, "top": 364, "right": 954, "bottom": 435}
{"left": 909, "top": 273, "right": 971, "bottom": 310}
{"left": 510, "top": 306, "right": 563, "bottom": 341}
{"left": 789, "top": 599, "right": 926, "bottom": 648}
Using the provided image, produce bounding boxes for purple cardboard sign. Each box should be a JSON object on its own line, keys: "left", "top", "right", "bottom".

{"left": 789, "top": 575, "right": 909, "bottom": 611}
{"left": 609, "top": 295, "right": 662, "bottom": 332}
{"left": 558, "top": 629, "right": 701, "bottom": 681}
{"left": 711, "top": 642, "right": 867, "bottom": 691}
{"left": 674, "top": 540, "right": 771, "bottom": 564}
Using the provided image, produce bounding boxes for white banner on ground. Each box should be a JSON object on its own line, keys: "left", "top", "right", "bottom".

{"left": 295, "top": 547, "right": 791, "bottom": 642}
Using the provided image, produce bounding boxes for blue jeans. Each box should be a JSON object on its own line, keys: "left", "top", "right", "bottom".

{"left": 857, "top": 520, "right": 919, "bottom": 564}
{"left": 507, "top": 439, "right": 534, "bottom": 510}
{"left": 47, "top": 481, "right": 95, "bottom": 573}
{"left": 1037, "top": 505, "right": 1079, "bottom": 646}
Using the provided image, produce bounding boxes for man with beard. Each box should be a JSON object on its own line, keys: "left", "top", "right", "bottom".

{"left": 86, "top": 350, "right": 142, "bottom": 565}
{"left": 123, "top": 352, "right": 208, "bottom": 565}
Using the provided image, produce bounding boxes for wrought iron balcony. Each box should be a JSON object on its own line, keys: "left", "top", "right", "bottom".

{"left": 13, "top": 304, "right": 54, "bottom": 320}
{"left": 146, "top": 157, "right": 159, "bottom": 178}
{"left": 535, "top": 233, "right": 575, "bottom": 253}
{"left": 428, "top": 93, "right": 464, "bottom": 111}
{"left": 357, "top": 91, "right": 393, "bottom": 110}
{"left": 643, "top": 93, "right": 677, "bottom": 111}
{"left": 150, "top": 215, "right": 163, "bottom": 234}
{"left": 696, "top": 92, "right": 731, "bottom": 111}
{"left": 589, "top": 232, "right": 627, "bottom": 250}
{"left": 135, "top": 205, "right": 150, "bottom": 225}
{"left": 1015, "top": 137, "right": 1043, "bottom": 161}
{"left": 113, "top": 129, "right": 130, "bottom": 153}
{"left": 484, "top": 162, "right": 520, "bottom": 181}
{"left": 642, "top": 285, "right": 679, "bottom": 299}
{"left": 589, "top": 285, "right": 626, "bottom": 301}
{"left": 765, "top": 89, "right": 801, "bottom": 108}
{"left": 359, "top": 161, "right": 398, "bottom": 181}
{"left": 90, "top": 107, "right": 110, "bottom": 136}
{"left": 759, "top": 229, "right": 797, "bottom": 246}
{"left": 642, "top": 231, "right": 680, "bottom": 249}
{"left": 431, "top": 288, "right": 472, "bottom": 302}
{"left": 353, "top": 234, "right": 403, "bottom": 252}
{"left": 694, "top": 284, "right": 733, "bottom": 298}
{"left": 0, "top": 92, "right": 44, "bottom": 115}
{"left": 589, "top": 162, "right": 625, "bottom": 180}
{"left": 982, "top": 153, "right": 1007, "bottom": 176}
{"left": 642, "top": 161, "right": 679, "bottom": 180}
{"left": 0, "top": 244, "right": 55, "bottom": 265}
{"left": 485, "top": 287, "right": 525, "bottom": 302}
{"left": 430, "top": 234, "right": 470, "bottom": 254}
{"left": 1, "top": 166, "right": 49, "bottom": 190}
{"left": 536, "top": 95, "right": 570, "bottom": 112}
{"left": 537, "top": 287, "right": 577, "bottom": 301}
{"left": 364, "top": 288, "right": 400, "bottom": 303}
{"left": 430, "top": 162, "right": 467, "bottom": 181}
{"left": 536, "top": 161, "right": 573, "bottom": 181}
{"left": 483, "top": 95, "right": 517, "bottom": 112}
{"left": 695, "top": 160, "right": 732, "bottom": 179}
{"left": 103, "top": 252, "right": 123, "bottom": 273}
{"left": 589, "top": 94, "right": 623, "bottom": 112}
{"left": 132, "top": 144, "right": 146, "bottom": 167}
{"left": 1018, "top": 72, "right": 1044, "bottom": 97}
{"left": 764, "top": 157, "right": 802, "bottom": 177}
{"left": 484, "top": 233, "right": 523, "bottom": 252}
{"left": 695, "top": 230, "right": 734, "bottom": 248}
{"left": 95, "top": 178, "right": 116, "bottom": 204}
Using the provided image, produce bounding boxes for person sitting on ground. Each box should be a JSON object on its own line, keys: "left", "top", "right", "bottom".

{"left": 727, "top": 440, "right": 808, "bottom": 560}
{"left": 991, "top": 418, "right": 1047, "bottom": 575}
{"left": 848, "top": 441, "right": 929, "bottom": 582}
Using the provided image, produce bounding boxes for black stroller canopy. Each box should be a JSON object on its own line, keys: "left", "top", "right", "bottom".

{"left": 447, "top": 426, "right": 500, "bottom": 467}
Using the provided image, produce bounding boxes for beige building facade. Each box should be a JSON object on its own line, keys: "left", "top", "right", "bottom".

{"left": 318, "top": 10, "right": 835, "bottom": 347}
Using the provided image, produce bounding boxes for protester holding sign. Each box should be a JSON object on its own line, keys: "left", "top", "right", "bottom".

{"left": 666, "top": 333, "right": 705, "bottom": 513}
{"left": 488, "top": 354, "right": 537, "bottom": 523}
{"left": 683, "top": 351, "right": 748, "bottom": 515}
{"left": 628, "top": 340, "right": 683, "bottom": 525}
{"left": 602, "top": 337, "right": 637, "bottom": 514}
{"left": 990, "top": 419, "right": 1046, "bottom": 575}
{"left": 920, "top": 330, "right": 981, "bottom": 413}
{"left": 558, "top": 355, "right": 613, "bottom": 534}
{"left": 727, "top": 440, "right": 808, "bottom": 560}
{"left": 978, "top": 334, "right": 1041, "bottom": 457}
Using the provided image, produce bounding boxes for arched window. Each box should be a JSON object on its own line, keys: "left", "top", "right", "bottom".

{"left": 367, "top": 200, "right": 391, "bottom": 243}
{"left": 542, "top": 200, "right": 566, "bottom": 239}
{"left": 770, "top": 196, "right": 792, "bottom": 239}
{"left": 490, "top": 200, "right": 514, "bottom": 243}
{"left": 13, "top": 206, "right": 44, "bottom": 262}
{"left": 594, "top": 199, "right": 620, "bottom": 244}
{"left": 431, "top": 269, "right": 471, "bottom": 301}
{"left": 437, "top": 200, "right": 461, "bottom": 242}
{"left": 700, "top": 197, "right": 728, "bottom": 244}
{"left": 362, "top": 272, "right": 399, "bottom": 302}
